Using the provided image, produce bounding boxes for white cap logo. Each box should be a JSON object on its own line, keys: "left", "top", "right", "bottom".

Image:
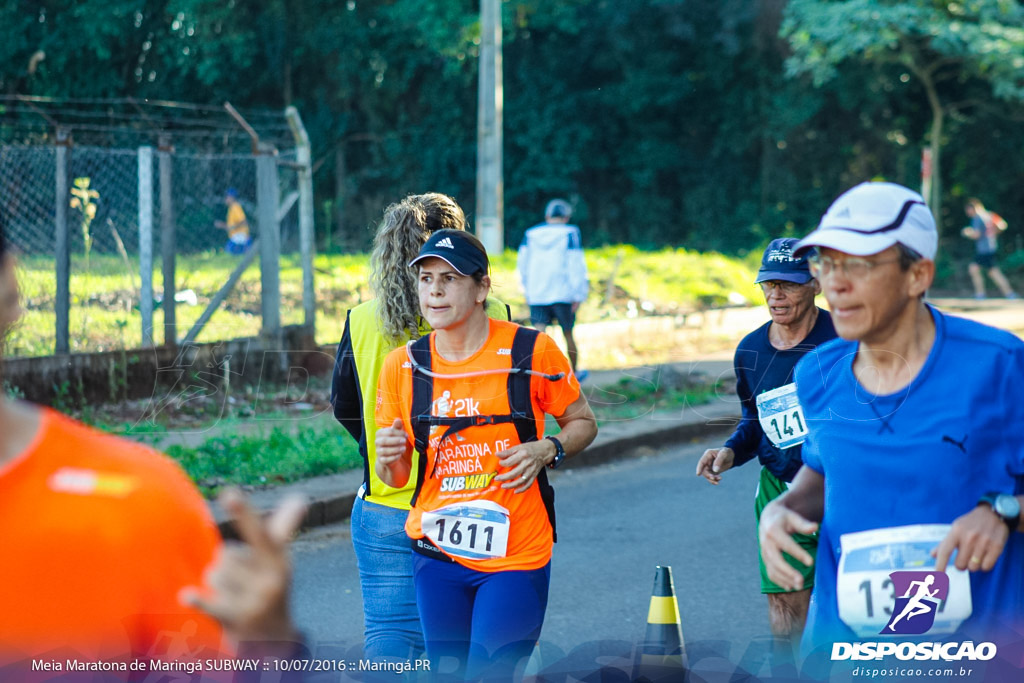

{"left": 795, "top": 182, "right": 937, "bottom": 259}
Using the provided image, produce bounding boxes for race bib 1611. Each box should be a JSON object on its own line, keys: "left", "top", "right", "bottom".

{"left": 421, "top": 500, "right": 511, "bottom": 560}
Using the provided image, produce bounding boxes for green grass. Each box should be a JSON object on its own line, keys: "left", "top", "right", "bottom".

{"left": 163, "top": 421, "right": 362, "bottom": 497}
{"left": 8, "top": 246, "right": 760, "bottom": 357}
{"left": 489, "top": 243, "right": 762, "bottom": 318}
{"left": 9, "top": 250, "right": 369, "bottom": 356}
{"left": 586, "top": 375, "right": 723, "bottom": 422}
{"left": 147, "top": 383, "right": 717, "bottom": 495}
{"left": 87, "top": 365, "right": 722, "bottom": 494}
{"left": 12, "top": 244, "right": 758, "bottom": 491}
{"left": 99, "top": 372, "right": 720, "bottom": 495}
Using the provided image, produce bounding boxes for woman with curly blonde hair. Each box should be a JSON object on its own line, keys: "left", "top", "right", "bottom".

{"left": 331, "top": 193, "right": 509, "bottom": 661}
{"left": 371, "top": 193, "right": 467, "bottom": 341}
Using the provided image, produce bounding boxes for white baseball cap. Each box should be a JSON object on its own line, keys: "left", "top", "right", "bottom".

{"left": 794, "top": 182, "right": 937, "bottom": 259}
{"left": 545, "top": 198, "right": 572, "bottom": 220}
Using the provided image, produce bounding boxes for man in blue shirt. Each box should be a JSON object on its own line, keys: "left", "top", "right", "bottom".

{"left": 962, "top": 197, "right": 1016, "bottom": 299}
{"left": 696, "top": 238, "right": 835, "bottom": 661}
{"left": 759, "top": 182, "right": 1024, "bottom": 677}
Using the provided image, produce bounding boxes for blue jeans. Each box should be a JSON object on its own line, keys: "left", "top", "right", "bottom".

{"left": 350, "top": 496, "right": 425, "bottom": 660}
{"left": 413, "top": 554, "right": 550, "bottom": 681}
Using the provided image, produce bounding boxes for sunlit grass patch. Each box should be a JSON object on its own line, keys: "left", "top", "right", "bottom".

{"left": 7, "top": 246, "right": 759, "bottom": 356}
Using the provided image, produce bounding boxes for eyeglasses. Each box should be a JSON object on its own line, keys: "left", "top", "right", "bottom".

{"left": 807, "top": 254, "right": 900, "bottom": 279}
{"left": 758, "top": 280, "right": 805, "bottom": 295}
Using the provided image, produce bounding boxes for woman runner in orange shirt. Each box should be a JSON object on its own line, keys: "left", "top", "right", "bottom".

{"left": 375, "top": 230, "right": 597, "bottom": 680}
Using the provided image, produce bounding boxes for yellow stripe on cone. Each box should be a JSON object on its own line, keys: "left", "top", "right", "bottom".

{"left": 634, "top": 566, "right": 688, "bottom": 682}
{"left": 648, "top": 595, "right": 681, "bottom": 625}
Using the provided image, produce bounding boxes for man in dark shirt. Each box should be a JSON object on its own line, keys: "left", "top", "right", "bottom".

{"left": 695, "top": 237, "right": 836, "bottom": 660}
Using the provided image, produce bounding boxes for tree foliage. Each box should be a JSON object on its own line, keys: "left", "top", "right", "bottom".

{"left": 2, "top": 0, "right": 1024, "bottom": 261}
{"left": 781, "top": 0, "right": 1024, "bottom": 229}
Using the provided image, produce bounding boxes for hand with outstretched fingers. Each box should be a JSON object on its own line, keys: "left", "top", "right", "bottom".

{"left": 758, "top": 498, "right": 818, "bottom": 592}
{"left": 180, "top": 487, "right": 306, "bottom": 645}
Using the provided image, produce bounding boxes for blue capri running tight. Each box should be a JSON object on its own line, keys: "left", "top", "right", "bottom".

{"left": 412, "top": 554, "right": 551, "bottom": 680}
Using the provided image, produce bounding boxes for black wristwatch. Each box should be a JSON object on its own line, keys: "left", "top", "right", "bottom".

{"left": 978, "top": 492, "right": 1021, "bottom": 532}
{"left": 545, "top": 436, "right": 566, "bottom": 470}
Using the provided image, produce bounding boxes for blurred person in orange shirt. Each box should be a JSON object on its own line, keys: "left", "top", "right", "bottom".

{"left": 215, "top": 188, "right": 253, "bottom": 254}
{"left": 0, "top": 211, "right": 303, "bottom": 675}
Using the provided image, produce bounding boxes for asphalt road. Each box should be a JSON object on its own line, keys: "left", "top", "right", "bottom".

{"left": 288, "top": 435, "right": 777, "bottom": 680}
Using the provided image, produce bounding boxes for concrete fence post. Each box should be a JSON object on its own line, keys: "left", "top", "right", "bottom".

{"left": 54, "top": 127, "right": 71, "bottom": 354}
{"left": 285, "top": 106, "right": 316, "bottom": 335}
{"left": 159, "top": 135, "right": 177, "bottom": 348}
{"left": 138, "top": 145, "right": 154, "bottom": 347}
{"left": 256, "top": 143, "right": 281, "bottom": 340}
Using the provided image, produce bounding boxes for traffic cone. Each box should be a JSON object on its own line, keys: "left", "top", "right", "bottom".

{"left": 633, "top": 565, "right": 687, "bottom": 682}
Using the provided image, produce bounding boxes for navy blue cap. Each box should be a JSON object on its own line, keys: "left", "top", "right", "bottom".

{"left": 755, "top": 238, "right": 813, "bottom": 284}
{"left": 409, "top": 229, "right": 489, "bottom": 276}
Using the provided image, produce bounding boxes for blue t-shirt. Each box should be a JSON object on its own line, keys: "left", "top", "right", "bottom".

{"left": 795, "top": 305, "right": 1024, "bottom": 655}
{"left": 971, "top": 215, "right": 997, "bottom": 255}
{"left": 725, "top": 309, "right": 836, "bottom": 482}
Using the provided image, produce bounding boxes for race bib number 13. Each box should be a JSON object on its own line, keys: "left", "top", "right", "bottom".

{"left": 756, "top": 382, "right": 808, "bottom": 450}
{"left": 837, "top": 524, "right": 972, "bottom": 638}
{"left": 422, "top": 501, "right": 511, "bottom": 560}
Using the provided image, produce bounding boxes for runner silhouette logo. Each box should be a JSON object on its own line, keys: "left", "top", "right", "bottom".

{"left": 882, "top": 571, "right": 949, "bottom": 635}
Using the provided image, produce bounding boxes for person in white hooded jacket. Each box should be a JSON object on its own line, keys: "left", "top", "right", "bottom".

{"left": 517, "top": 198, "right": 590, "bottom": 379}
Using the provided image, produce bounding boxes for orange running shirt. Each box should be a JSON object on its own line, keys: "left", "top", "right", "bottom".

{"left": 0, "top": 408, "right": 223, "bottom": 668}
{"left": 376, "top": 319, "right": 580, "bottom": 572}
{"left": 226, "top": 202, "right": 249, "bottom": 241}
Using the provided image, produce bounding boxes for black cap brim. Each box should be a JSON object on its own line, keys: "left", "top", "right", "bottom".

{"left": 409, "top": 252, "right": 478, "bottom": 276}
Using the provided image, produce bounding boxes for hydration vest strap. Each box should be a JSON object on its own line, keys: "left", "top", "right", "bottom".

{"left": 508, "top": 327, "right": 558, "bottom": 542}
{"left": 406, "top": 327, "right": 558, "bottom": 540}
{"left": 418, "top": 413, "right": 519, "bottom": 447}
{"left": 408, "top": 335, "right": 434, "bottom": 509}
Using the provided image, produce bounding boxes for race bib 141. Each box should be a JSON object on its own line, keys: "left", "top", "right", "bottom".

{"left": 756, "top": 382, "right": 808, "bottom": 450}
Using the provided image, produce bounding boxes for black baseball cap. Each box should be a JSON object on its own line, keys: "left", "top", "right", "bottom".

{"left": 755, "top": 238, "right": 813, "bottom": 284}
{"left": 409, "top": 229, "right": 489, "bottom": 276}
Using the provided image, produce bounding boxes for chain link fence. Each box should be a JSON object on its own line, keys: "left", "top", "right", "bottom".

{"left": 1, "top": 114, "right": 313, "bottom": 358}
